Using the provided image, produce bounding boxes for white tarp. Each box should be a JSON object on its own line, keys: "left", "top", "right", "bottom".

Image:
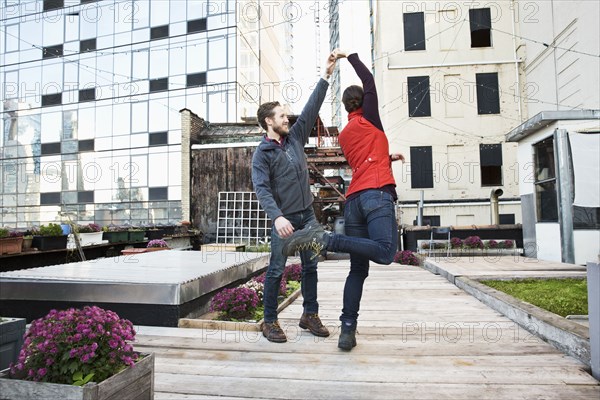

{"left": 569, "top": 132, "right": 600, "bottom": 207}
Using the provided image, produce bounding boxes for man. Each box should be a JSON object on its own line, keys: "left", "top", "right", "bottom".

{"left": 252, "top": 52, "right": 337, "bottom": 343}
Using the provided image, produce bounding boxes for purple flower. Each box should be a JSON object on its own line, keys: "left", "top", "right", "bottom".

{"left": 394, "top": 250, "right": 420, "bottom": 266}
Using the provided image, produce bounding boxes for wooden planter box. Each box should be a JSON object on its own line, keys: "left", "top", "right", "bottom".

{"left": 0, "top": 237, "right": 24, "bottom": 255}
{"left": 31, "top": 235, "right": 68, "bottom": 251}
{"left": 127, "top": 231, "right": 145, "bottom": 242}
{"left": 103, "top": 231, "right": 128, "bottom": 243}
{"left": 0, "top": 352, "right": 154, "bottom": 400}
{"left": 145, "top": 230, "right": 164, "bottom": 240}
{"left": 0, "top": 318, "right": 26, "bottom": 371}
{"left": 77, "top": 232, "right": 104, "bottom": 246}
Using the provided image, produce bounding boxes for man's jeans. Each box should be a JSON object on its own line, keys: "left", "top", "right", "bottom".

{"left": 264, "top": 207, "right": 320, "bottom": 323}
{"left": 328, "top": 190, "right": 398, "bottom": 325}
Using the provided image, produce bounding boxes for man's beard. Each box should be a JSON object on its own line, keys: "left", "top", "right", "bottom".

{"left": 273, "top": 124, "right": 289, "bottom": 137}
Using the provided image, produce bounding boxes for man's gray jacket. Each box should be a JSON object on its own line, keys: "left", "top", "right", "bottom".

{"left": 252, "top": 78, "right": 329, "bottom": 222}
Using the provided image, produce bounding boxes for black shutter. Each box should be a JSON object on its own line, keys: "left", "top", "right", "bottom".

{"left": 41, "top": 142, "right": 61, "bottom": 155}
{"left": 150, "top": 25, "right": 170, "bottom": 40}
{"left": 149, "top": 78, "right": 168, "bottom": 92}
{"left": 480, "top": 144, "right": 502, "bottom": 166}
{"left": 78, "top": 191, "right": 94, "bottom": 203}
{"left": 403, "top": 12, "right": 426, "bottom": 51}
{"left": 43, "top": 44, "right": 63, "bottom": 59}
{"left": 40, "top": 192, "right": 61, "bottom": 205}
{"left": 149, "top": 187, "right": 168, "bottom": 201}
{"left": 188, "top": 18, "right": 207, "bottom": 34}
{"left": 43, "top": 0, "right": 63, "bottom": 11}
{"left": 79, "top": 88, "right": 96, "bottom": 102}
{"left": 407, "top": 76, "right": 431, "bottom": 117}
{"left": 470, "top": 8, "right": 492, "bottom": 47}
{"left": 80, "top": 38, "right": 96, "bottom": 52}
{"left": 476, "top": 73, "right": 500, "bottom": 114}
{"left": 410, "top": 146, "right": 434, "bottom": 188}
{"left": 149, "top": 132, "right": 169, "bottom": 146}
{"left": 42, "top": 93, "right": 62, "bottom": 107}
{"left": 78, "top": 139, "right": 95, "bottom": 152}
{"left": 187, "top": 72, "right": 207, "bottom": 88}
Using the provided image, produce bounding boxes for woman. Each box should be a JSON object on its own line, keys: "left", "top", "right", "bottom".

{"left": 282, "top": 50, "right": 403, "bottom": 351}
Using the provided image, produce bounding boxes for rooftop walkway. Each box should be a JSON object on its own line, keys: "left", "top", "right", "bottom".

{"left": 135, "top": 259, "right": 599, "bottom": 399}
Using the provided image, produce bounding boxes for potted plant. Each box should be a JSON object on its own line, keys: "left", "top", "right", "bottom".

{"left": 127, "top": 227, "right": 145, "bottom": 242}
{"left": 102, "top": 225, "right": 128, "bottom": 243}
{"left": 121, "top": 238, "right": 169, "bottom": 255}
{"left": 21, "top": 234, "right": 33, "bottom": 252}
{"left": 0, "top": 229, "right": 24, "bottom": 255}
{"left": 0, "top": 306, "right": 154, "bottom": 400}
{"left": 74, "top": 223, "right": 103, "bottom": 247}
{"left": 0, "top": 317, "right": 26, "bottom": 371}
{"left": 31, "top": 223, "right": 67, "bottom": 251}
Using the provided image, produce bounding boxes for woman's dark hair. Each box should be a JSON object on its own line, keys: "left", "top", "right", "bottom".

{"left": 342, "top": 85, "right": 364, "bottom": 113}
{"left": 257, "top": 101, "right": 281, "bottom": 131}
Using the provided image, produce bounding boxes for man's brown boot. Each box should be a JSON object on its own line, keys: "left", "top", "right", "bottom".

{"left": 299, "top": 313, "right": 330, "bottom": 337}
{"left": 262, "top": 321, "right": 287, "bottom": 343}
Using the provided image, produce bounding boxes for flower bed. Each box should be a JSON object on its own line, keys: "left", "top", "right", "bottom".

{"left": 418, "top": 236, "right": 518, "bottom": 256}
{"left": 178, "top": 263, "right": 303, "bottom": 331}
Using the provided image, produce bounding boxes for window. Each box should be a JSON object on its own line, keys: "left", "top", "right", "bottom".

{"left": 150, "top": 25, "right": 169, "bottom": 40}
{"left": 42, "top": 93, "right": 62, "bottom": 107}
{"left": 403, "top": 12, "right": 425, "bottom": 51}
{"left": 80, "top": 38, "right": 96, "bottom": 52}
{"left": 149, "top": 78, "right": 168, "bottom": 92}
{"left": 149, "top": 132, "right": 168, "bottom": 146}
{"left": 415, "top": 215, "right": 440, "bottom": 226}
{"left": 44, "top": 0, "right": 63, "bottom": 11}
{"left": 40, "top": 192, "right": 61, "bottom": 205}
{"left": 470, "top": 8, "right": 492, "bottom": 47}
{"left": 79, "top": 88, "right": 96, "bottom": 102}
{"left": 410, "top": 146, "right": 434, "bottom": 189}
{"left": 480, "top": 143, "right": 502, "bottom": 186}
{"left": 41, "top": 142, "right": 61, "bottom": 155}
{"left": 149, "top": 187, "right": 168, "bottom": 200}
{"left": 407, "top": 76, "right": 431, "bottom": 117}
{"left": 78, "top": 139, "right": 95, "bottom": 152}
{"left": 186, "top": 72, "right": 206, "bottom": 87}
{"left": 574, "top": 207, "right": 600, "bottom": 229}
{"left": 43, "top": 44, "right": 63, "bottom": 59}
{"left": 533, "top": 137, "right": 558, "bottom": 222}
{"left": 476, "top": 73, "right": 500, "bottom": 114}
{"left": 78, "top": 191, "right": 94, "bottom": 203}
{"left": 187, "top": 18, "right": 207, "bottom": 34}
{"left": 499, "top": 214, "right": 515, "bottom": 224}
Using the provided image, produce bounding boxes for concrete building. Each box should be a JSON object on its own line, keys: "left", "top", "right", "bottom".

{"left": 368, "top": 0, "right": 525, "bottom": 227}
{"left": 505, "top": 1, "right": 599, "bottom": 264}
{"left": 0, "top": 0, "right": 289, "bottom": 228}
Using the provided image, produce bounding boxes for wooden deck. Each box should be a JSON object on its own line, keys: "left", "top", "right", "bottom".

{"left": 135, "top": 260, "right": 599, "bottom": 399}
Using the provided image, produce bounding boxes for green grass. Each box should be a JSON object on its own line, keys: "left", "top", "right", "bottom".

{"left": 480, "top": 278, "right": 588, "bottom": 317}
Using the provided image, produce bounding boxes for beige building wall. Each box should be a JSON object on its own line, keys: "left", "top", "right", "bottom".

{"left": 517, "top": 0, "right": 600, "bottom": 115}
{"left": 370, "top": 0, "right": 525, "bottom": 227}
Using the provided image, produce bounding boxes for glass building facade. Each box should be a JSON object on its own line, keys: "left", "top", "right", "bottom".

{"left": 1, "top": 0, "right": 284, "bottom": 228}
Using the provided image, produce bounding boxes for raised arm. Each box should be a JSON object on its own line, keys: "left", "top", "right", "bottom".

{"left": 340, "top": 52, "right": 384, "bottom": 132}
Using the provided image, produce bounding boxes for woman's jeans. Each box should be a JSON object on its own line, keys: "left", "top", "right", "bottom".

{"left": 264, "top": 207, "right": 320, "bottom": 323}
{"left": 328, "top": 190, "right": 398, "bottom": 326}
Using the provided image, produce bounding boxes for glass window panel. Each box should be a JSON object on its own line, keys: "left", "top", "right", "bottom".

{"left": 114, "top": 2, "right": 132, "bottom": 34}
{"left": 148, "top": 101, "right": 168, "bottom": 131}
{"left": 63, "top": 110, "right": 78, "bottom": 139}
{"left": 43, "top": 16, "right": 64, "bottom": 46}
{"left": 150, "top": 0, "right": 169, "bottom": 26}
{"left": 133, "top": 0, "right": 150, "bottom": 29}
{"left": 65, "top": 14, "right": 79, "bottom": 42}
{"left": 150, "top": 46, "right": 169, "bottom": 79}
{"left": 208, "top": 35, "right": 227, "bottom": 69}
{"left": 148, "top": 153, "right": 169, "bottom": 186}
{"left": 95, "top": 105, "right": 113, "bottom": 137}
{"left": 21, "top": 18, "right": 43, "bottom": 47}
{"left": 128, "top": 154, "right": 147, "bottom": 187}
{"left": 41, "top": 112, "right": 62, "bottom": 143}
{"left": 39, "top": 156, "right": 62, "bottom": 192}
{"left": 97, "top": 6, "right": 114, "bottom": 37}
{"left": 207, "top": 69, "right": 227, "bottom": 84}
{"left": 207, "top": 15, "right": 226, "bottom": 30}
{"left": 187, "top": 0, "right": 206, "bottom": 19}
{"left": 113, "top": 52, "right": 132, "bottom": 84}
{"left": 169, "top": 186, "right": 181, "bottom": 201}
{"left": 5, "top": 24, "right": 19, "bottom": 52}
{"left": 132, "top": 28, "right": 149, "bottom": 43}
{"left": 41, "top": 61, "right": 64, "bottom": 92}
{"left": 94, "top": 155, "right": 113, "bottom": 190}
{"left": 96, "top": 34, "right": 114, "bottom": 49}
{"left": 94, "top": 189, "right": 113, "bottom": 203}
{"left": 187, "top": 40, "right": 207, "bottom": 73}
{"left": 95, "top": 137, "right": 112, "bottom": 151}
{"left": 79, "top": 152, "right": 99, "bottom": 190}
{"left": 79, "top": 8, "right": 97, "bottom": 39}
{"left": 62, "top": 160, "right": 78, "bottom": 191}
{"left": 169, "top": 46, "right": 186, "bottom": 76}
{"left": 78, "top": 107, "right": 95, "bottom": 139}
{"left": 170, "top": 21, "right": 186, "bottom": 36}
{"left": 170, "top": 0, "right": 186, "bottom": 22}
{"left": 19, "top": 66, "right": 41, "bottom": 97}
{"left": 79, "top": 55, "right": 97, "bottom": 86}
{"left": 112, "top": 103, "right": 131, "bottom": 136}
{"left": 114, "top": 31, "right": 132, "bottom": 47}
{"left": 3, "top": 70, "right": 19, "bottom": 100}
{"left": 113, "top": 134, "right": 130, "bottom": 150}
{"left": 208, "top": 92, "right": 227, "bottom": 122}
{"left": 131, "top": 101, "right": 148, "bottom": 132}
{"left": 168, "top": 152, "right": 180, "bottom": 185}
{"left": 133, "top": 47, "right": 149, "bottom": 80}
